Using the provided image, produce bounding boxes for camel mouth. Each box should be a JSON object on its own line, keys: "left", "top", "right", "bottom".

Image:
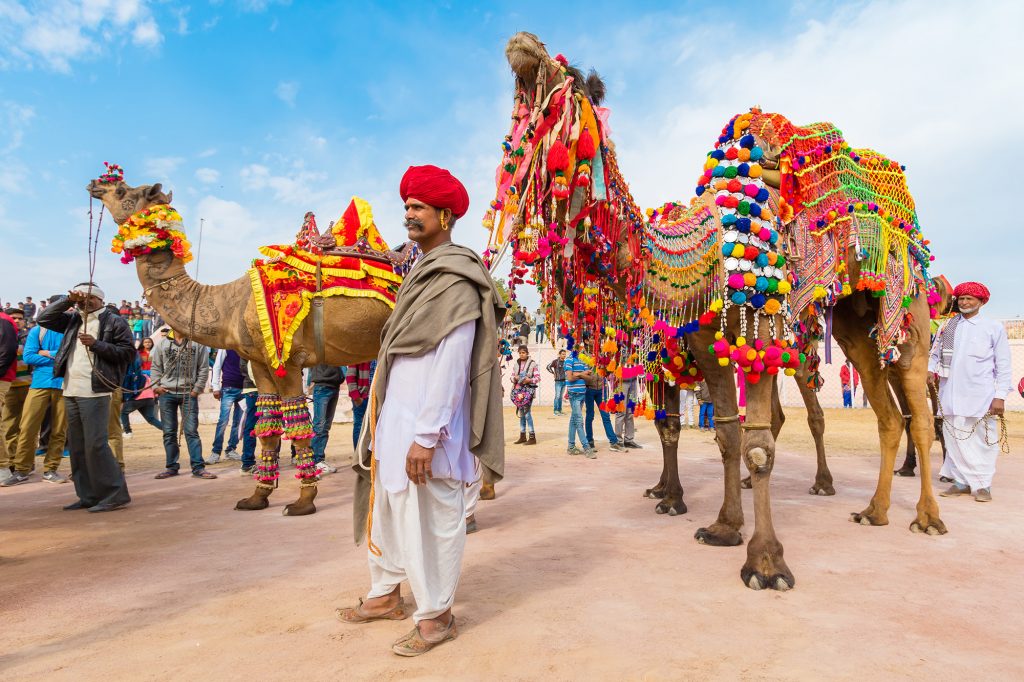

{"left": 506, "top": 31, "right": 548, "bottom": 81}
{"left": 86, "top": 179, "right": 107, "bottom": 199}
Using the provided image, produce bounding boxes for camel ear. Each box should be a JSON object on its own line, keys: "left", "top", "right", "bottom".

{"left": 147, "top": 183, "right": 164, "bottom": 199}
{"left": 166, "top": 190, "right": 173, "bottom": 203}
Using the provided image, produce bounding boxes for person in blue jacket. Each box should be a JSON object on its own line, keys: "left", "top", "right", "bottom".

{"left": 11, "top": 323, "right": 68, "bottom": 484}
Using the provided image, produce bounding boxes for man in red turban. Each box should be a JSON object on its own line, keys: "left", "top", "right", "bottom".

{"left": 341, "top": 163, "right": 507, "bottom": 657}
{"left": 930, "top": 280, "right": 1010, "bottom": 502}
{"left": 951, "top": 281, "right": 990, "bottom": 305}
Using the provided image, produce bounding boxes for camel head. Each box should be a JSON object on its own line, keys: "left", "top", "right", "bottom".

{"left": 488, "top": 33, "right": 619, "bottom": 275}
{"left": 87, "top": 176, "right": 173, "bottom": 226}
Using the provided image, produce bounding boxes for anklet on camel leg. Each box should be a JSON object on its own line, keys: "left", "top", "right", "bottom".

{"left": 253, "top": 394, "right": 284, "bottom": 489}
{"left": 281, "top": 396, "right": 318, "bottom": 486}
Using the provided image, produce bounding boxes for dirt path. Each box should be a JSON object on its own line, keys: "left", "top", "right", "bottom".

{"left": 1, "top": 408, "right": 1022, "bottom": 680}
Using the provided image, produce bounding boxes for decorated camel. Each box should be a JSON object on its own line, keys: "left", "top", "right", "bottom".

{"left": 88, "top": 168, "right": 411, "bottom": 516}
{"left": 486, "top": 33, "right": 945, "bottom": 590}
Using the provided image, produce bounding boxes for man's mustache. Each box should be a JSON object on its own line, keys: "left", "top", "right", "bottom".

{"left": 404, "top": 218, "right": 424, "bottom": 230}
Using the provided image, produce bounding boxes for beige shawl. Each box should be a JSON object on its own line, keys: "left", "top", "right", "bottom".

{"left": 352, "top": 241, "right": 506, "bottom": 543}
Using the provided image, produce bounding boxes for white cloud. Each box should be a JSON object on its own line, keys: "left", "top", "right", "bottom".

{"left": 239, "top": 0, "right": 291, "bottom": 12}
{"left": 0, "top": 102, "right": 35, "bottom": 153}
{"left": 131, "top": 18, "right": 162, "bottom": 46}
{"left": 309, "top": 135, "right": 326, "bottom": 149}
{"left": 195, "top": 167, "right": 220, "bottom": 184}
{"left": 275, "top": 80, "right": 299, "bottom": 107}
{"left": 144, "top": 156, "right": 185, "bottom": 178}
{"left": 197, "top": 147, "right": 218, "bottom": 158}
{"left": 0, "top": 0, "right": 162, "bottom": 72}
{"left": 239, "top": 162, "right": 327, "bottom": 204}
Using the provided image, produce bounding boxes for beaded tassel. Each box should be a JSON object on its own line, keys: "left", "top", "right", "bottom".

{"left": 293, "top": 446, "right": 319, "bottom": 486}
{"left": 253, "top": 394, "right": 284, "bottom": 437}
{"left": 281, "top": 396, "right": 314, "bottom": 441}
{"left": 255, "top": 448, "right": 280, "bottom": 489}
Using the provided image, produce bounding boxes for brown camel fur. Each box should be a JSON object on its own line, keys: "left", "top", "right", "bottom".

{"left": 87, "top": 179, "right": 393, "bottom": 516}
{"left": 500, "top": 32, "right": 945, "bottom": 590}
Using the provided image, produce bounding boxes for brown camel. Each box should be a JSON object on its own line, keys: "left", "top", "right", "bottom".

{"left": 87, "top": 178, "right": 398, "bottom": 516}
{"left": 493, "top": 32, "right": 945, "bottom": 590}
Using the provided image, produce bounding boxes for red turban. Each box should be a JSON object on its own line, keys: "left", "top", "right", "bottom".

{"left": 399, "top": 165, "right": 470, "bottom": 219}
{"left": 952, "top": 281, "right": 990, "bottom": 304}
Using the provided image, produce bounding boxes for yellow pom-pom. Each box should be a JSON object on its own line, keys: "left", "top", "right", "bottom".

{"left": 736, "top": 336, "right": 746, "bottom": 346}
{"left": 710, "top": 298, "right": 724, "bottom": 312}
{"left": 813, "top": 285, "right": 826, "bottom": 299}
{"left": 732, "top": 244, "right": 745, "bottom": 258}
{"left": 777, "top": 281, "right": 792, "bottom": 294}
{"left": 841, "top": 283, "right": 852, "bottom": 296}
{"left": 718, "top": 357, "right": 730, "bottom": 367}
{"left": 688, "top": 367, "right": 697, "bottom": 375}
{"left": 704, "top": 158, "right": 719, "bottom": 170}
{"left": 714, "top": 331, "right": 724, "bottom": 340}
{"left": 784, "top": 368, "right": 796, "bottom": 376}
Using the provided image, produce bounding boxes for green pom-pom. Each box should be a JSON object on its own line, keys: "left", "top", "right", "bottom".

{"left": 799, "top": 353, "right": 807, "bottom": 363}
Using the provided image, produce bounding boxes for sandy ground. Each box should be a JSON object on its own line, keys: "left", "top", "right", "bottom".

{"left": 1, "top": 407, "right": 1023, "bottom": 681}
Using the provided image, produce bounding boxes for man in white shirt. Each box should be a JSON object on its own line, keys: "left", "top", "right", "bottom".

{"left": 340, "top": 165, "right": 505, "bottom": 657}
{"left": 930, "top": 282, "right": 1011, "bottom": 502}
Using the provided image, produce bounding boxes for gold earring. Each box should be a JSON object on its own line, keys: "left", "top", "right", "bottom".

{"left": 440, "top": 213, "right": 450, "bottom": 231}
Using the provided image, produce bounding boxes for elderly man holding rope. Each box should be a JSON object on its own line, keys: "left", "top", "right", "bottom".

{"left": 932, "top": 281, "right": 1012, "bottom": 502}
{"left": 339, "top": 165, "right": 505, "bottom": 657}
{"left": 37, "top": 283, "right": 134, "bottom": 512}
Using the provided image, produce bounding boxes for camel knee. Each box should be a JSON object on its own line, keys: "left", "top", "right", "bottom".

{"left": 745, "top": 446, "right": 772, "bottom": 473}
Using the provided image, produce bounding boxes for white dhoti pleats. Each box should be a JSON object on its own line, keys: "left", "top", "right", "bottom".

{"left": 367, "top": 475, "right": 467, "bottom": 623}
{"left": 464, "top": 458, "right": 482, "bottom": 520}
{"left": 940, "top": 415, "right": 999, "bottom": 490}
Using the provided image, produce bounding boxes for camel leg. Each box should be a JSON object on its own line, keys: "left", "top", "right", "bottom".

{"left": 897, "top": 332, "right": 946, "bottom": 535}
{"left": 694, "top": 357, "right": 743, "bottom": 546}
{"left": 644, "top": 461, "right": 669, "bottom": 499}
{"left": 890, "top": 376, "right": 917, "bottom": 477}
{"left": 739, "top": 373, "right": 793, "bottom": 591}
{"left": 792, "top": 367, "right": 833, "bottom": 495}
{"left": 281, "top": 396, "right": 318, "bottom": 517}
{"left": 652, "top": 384, "right": 686, "bottom": 516}
{"left": 236, "top": 393, "right": 283, "bottom": 511}
{"left": 833, "top": 322, "right": 903, "bottom": 527}
{"left": 741, "top": 377, "right": 788, "bottom": 490}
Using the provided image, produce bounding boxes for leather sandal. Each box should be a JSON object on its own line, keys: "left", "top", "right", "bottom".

{"left": 391, "top": 616, "right": 457, "bottom": 657}
{"left": 154, "top": 470, "right": 178, "bottom": 479}
{"left": 336, "top": 597, "right": 409, "bottom": 624}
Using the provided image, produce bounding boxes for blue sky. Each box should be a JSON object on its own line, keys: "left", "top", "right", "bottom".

{"left": 2, "top": 0, "right": 1021, "bottom": 317}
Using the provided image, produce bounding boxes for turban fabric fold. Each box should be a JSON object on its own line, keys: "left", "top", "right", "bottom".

{"left": 952, "top": 281, "right": 990, "bottom": 304}
{"left": 399, "top": 165, "right": 470, "bottom": 219}
{"left": 72, "top": 282, "right": 105, "bottom": 301}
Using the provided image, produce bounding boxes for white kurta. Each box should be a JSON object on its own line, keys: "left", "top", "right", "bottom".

{"left": 929, "top": 313, "right": 1011, "bottom": 489}
{"left": 63, "top": 315, "right": 109, "bottom": 398}
{"left": 367, "top": 319, "right": 477, "bottom": 622}
{"left": 372, "top": 320, "right": 477, "bottom": 492}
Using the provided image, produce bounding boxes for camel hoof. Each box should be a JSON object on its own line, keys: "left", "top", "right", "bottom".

{"left": 740, "top": 477, "right": 752, "bottom": 490}
{"left": 235, "top": 494, "right": 270, "bottom": 511}
{"left": 694, "top": 525, "right": 743, "bottom": 547}
{"left": 894, "top": 468, "right": 916, "bottom": 478}
{"left": 910, "top": 518, "right": 947, "bottom": 536}
{"left": 850, "top": 511, "right": 887, "bottom": 526}
{"left": 480, "top": 483, "right": 496, "bottom": 501}
{"left": 644, "top": 487, "right": 666, "bottom": 499}
{"left": 809, "top": 485, "right": 835, "bottom": 496}
{"left": 655, "top": 497, "right": 687, "bottom": 516}
{"left": 282, "top": 501, "right": 317, "bottom": 516}
{"left": 742, "top": 568, "right": 794, "bottom": 592}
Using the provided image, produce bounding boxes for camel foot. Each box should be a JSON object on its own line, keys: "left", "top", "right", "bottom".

{"left": 910, "top": 508, "right": 947, "bottom": 536}
{"left": 740, "top": 476, "right": 752, "bottom": 490}
{"left": 283, "top": 486, "right": 318, "bottom": 516}
{"left": 849, "top": 507, "right": 888, "bottom": 526}
{"left": 695, "top": 523, "right": 743, "bottom": 547}
{"left": 644, "top": 485, "right": 667, "bottom": 499}
{"left": 741, "top": 551, "right": 794, "bottom": 591}
{"left": 894, "top": 466, "right": 916, "bottom": 477}
{"left": 235, "top": 487, "right": 272, "bottom": 511}
{"left": 655, "top": 496, "right": 687, "bottom": 516}
{"left": 808, "top": 482, "right": 835, "bottom": 496}
{"left": 480, "top": 482, "right": 495, "bottom": 501}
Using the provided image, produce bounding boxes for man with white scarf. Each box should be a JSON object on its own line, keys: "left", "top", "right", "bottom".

{"left": 930, "top": 281, "right": 1011, "bottom": 502}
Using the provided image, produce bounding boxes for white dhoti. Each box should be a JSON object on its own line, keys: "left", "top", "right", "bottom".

{"left": 464, "top": 457, "right": 482, "bottom": 520}
{"left": 367, "top": 474, "right": 467, "bottom": 623}
{"left": 940, "top": 415, "right": 999, "bottom": 490}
